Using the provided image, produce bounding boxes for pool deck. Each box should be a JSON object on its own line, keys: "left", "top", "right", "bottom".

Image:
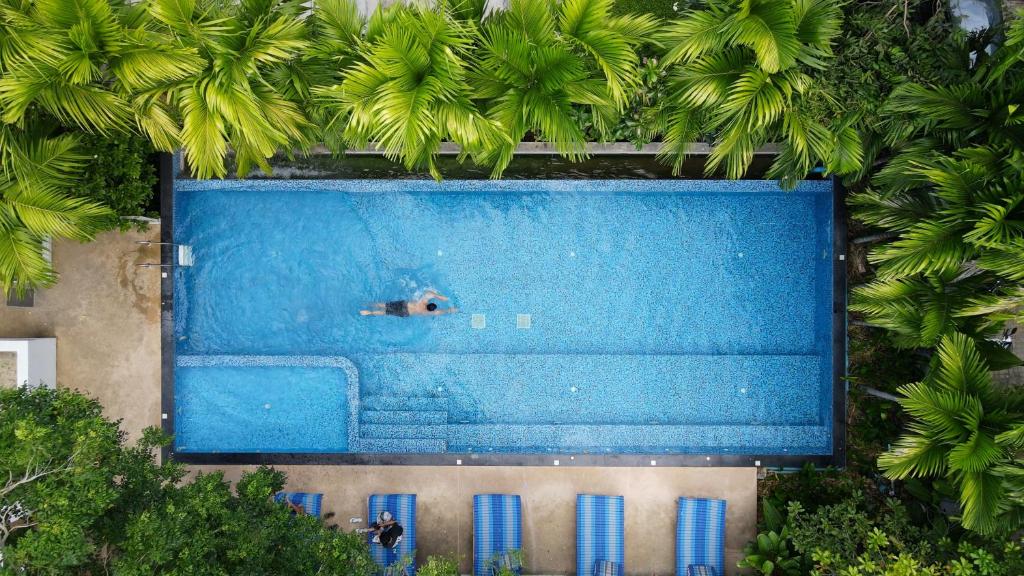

{"left": 0, "top": 228, "right": 757, "bottom": 575}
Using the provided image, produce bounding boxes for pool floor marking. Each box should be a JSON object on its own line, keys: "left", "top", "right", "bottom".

{"left": 517, "top": 314, "right": 532, "bottom": 329}
{"left": 471, "top": 314, "right": 486, "bottom": 329}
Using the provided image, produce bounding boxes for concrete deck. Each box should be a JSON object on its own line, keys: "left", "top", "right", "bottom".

{"left": 0, "top": 227, "right": 757, "bottom": 575}
{"left": 0, "top": 352, "right": 15, "bottom": 388}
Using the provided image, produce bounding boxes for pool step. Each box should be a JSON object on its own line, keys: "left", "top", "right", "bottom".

{"left": 352, "top": 438, "right": 448, "bottom": 453}
{"left": 357, "top": 396, "right": 451, "bottom": 448}
{"left": 362, "top": 396, "right": 449, "bottom": 412}
{"left": 360, "top": 424, "right": 448, "bottom": 440}
{"left": 445, "top": 423, "right": 830, "bottom": 453}
{"left": 362, "top": 410, "right": 447, "bottom": 425}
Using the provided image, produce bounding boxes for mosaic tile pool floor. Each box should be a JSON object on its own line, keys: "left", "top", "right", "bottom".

{"left": 173, "top": 180, "right": 834, "bottom": 455}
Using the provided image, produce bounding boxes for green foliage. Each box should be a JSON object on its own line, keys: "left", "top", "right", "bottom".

{"left": 112, "top": 467, "right": 376, "bottom": 576}
{"left": 488, "top": 549, "right": 524, "bottom": 576}
{"left": 0, "top": 387, "right": 183, "bottom": 572}
{"left": 150, "top": 0, "right": 313, "bottom": 178}
{"left": 0, "top": 125, "right": 112, "bottom": 296}
{"left": 877, "top": 333, "right": 1024, "bottom": 535}
{"left": 417, "top": 555, "right": 460, "bottom": 576}
{"left": 807, "top": 530, "right": 1024, "bottom": 576}
{"left": 0, "top": 0, "right": 870, "bottom": 292}
{"left": 851, "top": 147, "right": 1024, "bottom": 286}
{"left": 845, "top": 326, "right": 919, "bottom": 471}
{"left": 754, "top": 481, "right": 1024, "bottom": 576}
{"left": 848, "top": 15, "right": 1024, "bottom": 356}
{"left": 849, "top": 270, "right": 1023, "bottom": 351}
{"left": 612, "top": 0, "right": 681, "bottom": 21}
{"left": 471, "top": 0, "right": 658, "bottom": 175}
{"left": 787, "top": 493, "right": 932, "bottom": 568}
{"left": 653, "top": 0, "right": 861, "bottom": 186}
{"left": 69, "top": 132, "right": 157, "bottom": 229}
{"left": 807, "top": 0, "right": 967, "bottom": 183}
{"left": 845, "top": 10, "right": 1024, "bottom": 538}
{"left": 575, "top": 55, "right": 667, "bottom": 146}
{"left": 0, "top": 387, "right": 377, "bottom": 576}
{"left": 312, "top": 2, "right": 504, "bottom": 179}
{"left": 762, "top": 463, "right": 876, "bottom": 514}
{"left": 738, "top": 499, "right": 802, "bottom": 575}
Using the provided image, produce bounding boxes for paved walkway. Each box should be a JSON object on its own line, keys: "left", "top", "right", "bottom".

{"left": 0, "top": 228, "right": 756, "bottom": 574}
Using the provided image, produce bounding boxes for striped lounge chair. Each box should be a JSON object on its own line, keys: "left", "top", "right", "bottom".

{"left": 368, "top": 493, "right": 417, "bottom": 576}
{"left": 676, "top": 497, "right": 727, "bottom": 576}
{"left": 473, "top": 494, "right": 522, "bottom": 576}
{"left": 274, "top": 491, "right": 323, "bottom": 518}
{"left": 576, "top": 494, "right": 624, "bottom": 576}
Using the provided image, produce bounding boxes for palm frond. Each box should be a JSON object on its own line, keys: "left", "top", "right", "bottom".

{"left": 178, "top": 84, "right": 228, "bottom": 178}
{"left": 848, "top": 189, "right": 938, "bottom": 231}
{"left": 726, "top": 0, "right": 800, "bottom": 73}
{"left": 869, "top": 220, "right": 971, "bottom": 279}
{"left": 673, "top": 48, "right": 748, "bottom": 109}
{"left": 956, "top": 470, "right": 1006, "bottom": 535}
{"left": 657, "top": 8, "right": 729, "bottom": 66}
{"left": 879, "top": 428, "right": 949, "bottom": 479}
{"left": 976, "top": 243, "right": 1024, "bottom": 281}
{"left": 0, "top": 213, "right": 56, "bottom": 296}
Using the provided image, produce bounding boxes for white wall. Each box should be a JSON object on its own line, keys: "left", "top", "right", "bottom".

{"left": 0, "top": 338, "right": 57, "bottom": 389}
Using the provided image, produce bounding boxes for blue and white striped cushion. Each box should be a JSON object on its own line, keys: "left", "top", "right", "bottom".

{"left": 676, "top": 497, "right": 726, "bottom": 576}
{"left": 369, "top": 494, "right": 417, "bottom": 576}
{"left": 274, "top": 492, "right": 323, "bottom": 518}
{"left": 474, "top": 494, "right": 522, "bottom": 576}
{"left": 686, "top": 565, "right": 717, "bottom": 576}
{"left": 576, "top": 494, "right": 625, "bottom": 576}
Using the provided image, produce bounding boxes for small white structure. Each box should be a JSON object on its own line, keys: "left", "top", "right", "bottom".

{"left": 0, "top": 338, "right": 57, "bottom": 389}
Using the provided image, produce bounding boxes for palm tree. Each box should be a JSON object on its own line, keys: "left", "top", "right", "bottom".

{"left": 311, "top": 1, "right": 506, "bottom": 179}
{"left": 850, "top": 269, "right": 1023, "bottom": 355}
{"left": 0, "top": 0, "right": 204, "bottom": 150}
{"left": 0, "top": 125, "right": 111, "bottom": 296}
{"left": 850, "top": 146, "right": 1024, "bottom": 282}
{"left": 470, "top": 0, "right": 658, "bottom": 176}
{"left": 146, "top": 0, "right": 314, "bottom": 178}
{"left": 0, "top": 0, "right": 161, "bottom": 294}
{"left": 878, "top": 332, "right": 1024, "bottom": 535}
{"left": 654, "top": 0, "right": 861, "bottom": 186}
{"left": 876, "top": 15, "right": 1024, "bottom": 164}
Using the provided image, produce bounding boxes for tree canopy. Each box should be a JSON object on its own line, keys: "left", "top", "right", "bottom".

{"left": 0, "top": 386, "right": 376, "bottom": 575}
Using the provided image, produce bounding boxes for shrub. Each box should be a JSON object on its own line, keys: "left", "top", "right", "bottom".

{"left": 69, "top": 132, "right": 158, "bottom": 230}
{"left": 418, "top": 555, "right": 460, "bottom": 576}
{"left": 0, "top": 387, "right": 377, "bottom": 575}
{"left": 786, "top": 493, "right": 931, "bottom": 567}
{"left": 739, "top": 499, "right": 803, "bottom": 575}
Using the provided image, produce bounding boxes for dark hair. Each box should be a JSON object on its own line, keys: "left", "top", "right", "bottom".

{"left": 426, "top": 302, "right": 438, "bottom": 311}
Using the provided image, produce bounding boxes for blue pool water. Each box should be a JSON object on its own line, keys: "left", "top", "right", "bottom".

{"left": 173, "top": 179, "right": 834, "bottom": 455}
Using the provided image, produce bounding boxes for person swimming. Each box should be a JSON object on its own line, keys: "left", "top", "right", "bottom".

{"left": 360, "top": 289, "right": 458, "bottom": 317}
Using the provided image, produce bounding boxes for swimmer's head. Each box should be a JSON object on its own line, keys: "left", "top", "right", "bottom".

{"left": 427, "top": 302, "right": 438, "bottom": 311}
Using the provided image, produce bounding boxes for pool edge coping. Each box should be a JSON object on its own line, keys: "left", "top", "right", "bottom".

{"left": 160, "top": 157, "right": 848, "bottom": 469}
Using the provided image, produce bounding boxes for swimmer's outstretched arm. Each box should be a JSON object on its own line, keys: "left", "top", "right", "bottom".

{"left": 423, "top": 289, "right": 448, "bottom": 301}
{"left": 429, "top": 307, "right": 458, "bottom": 315}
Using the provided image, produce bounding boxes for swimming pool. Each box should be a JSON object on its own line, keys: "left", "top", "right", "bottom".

{"left": 170, "top": 179, "right": 839, "bottom": 458}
